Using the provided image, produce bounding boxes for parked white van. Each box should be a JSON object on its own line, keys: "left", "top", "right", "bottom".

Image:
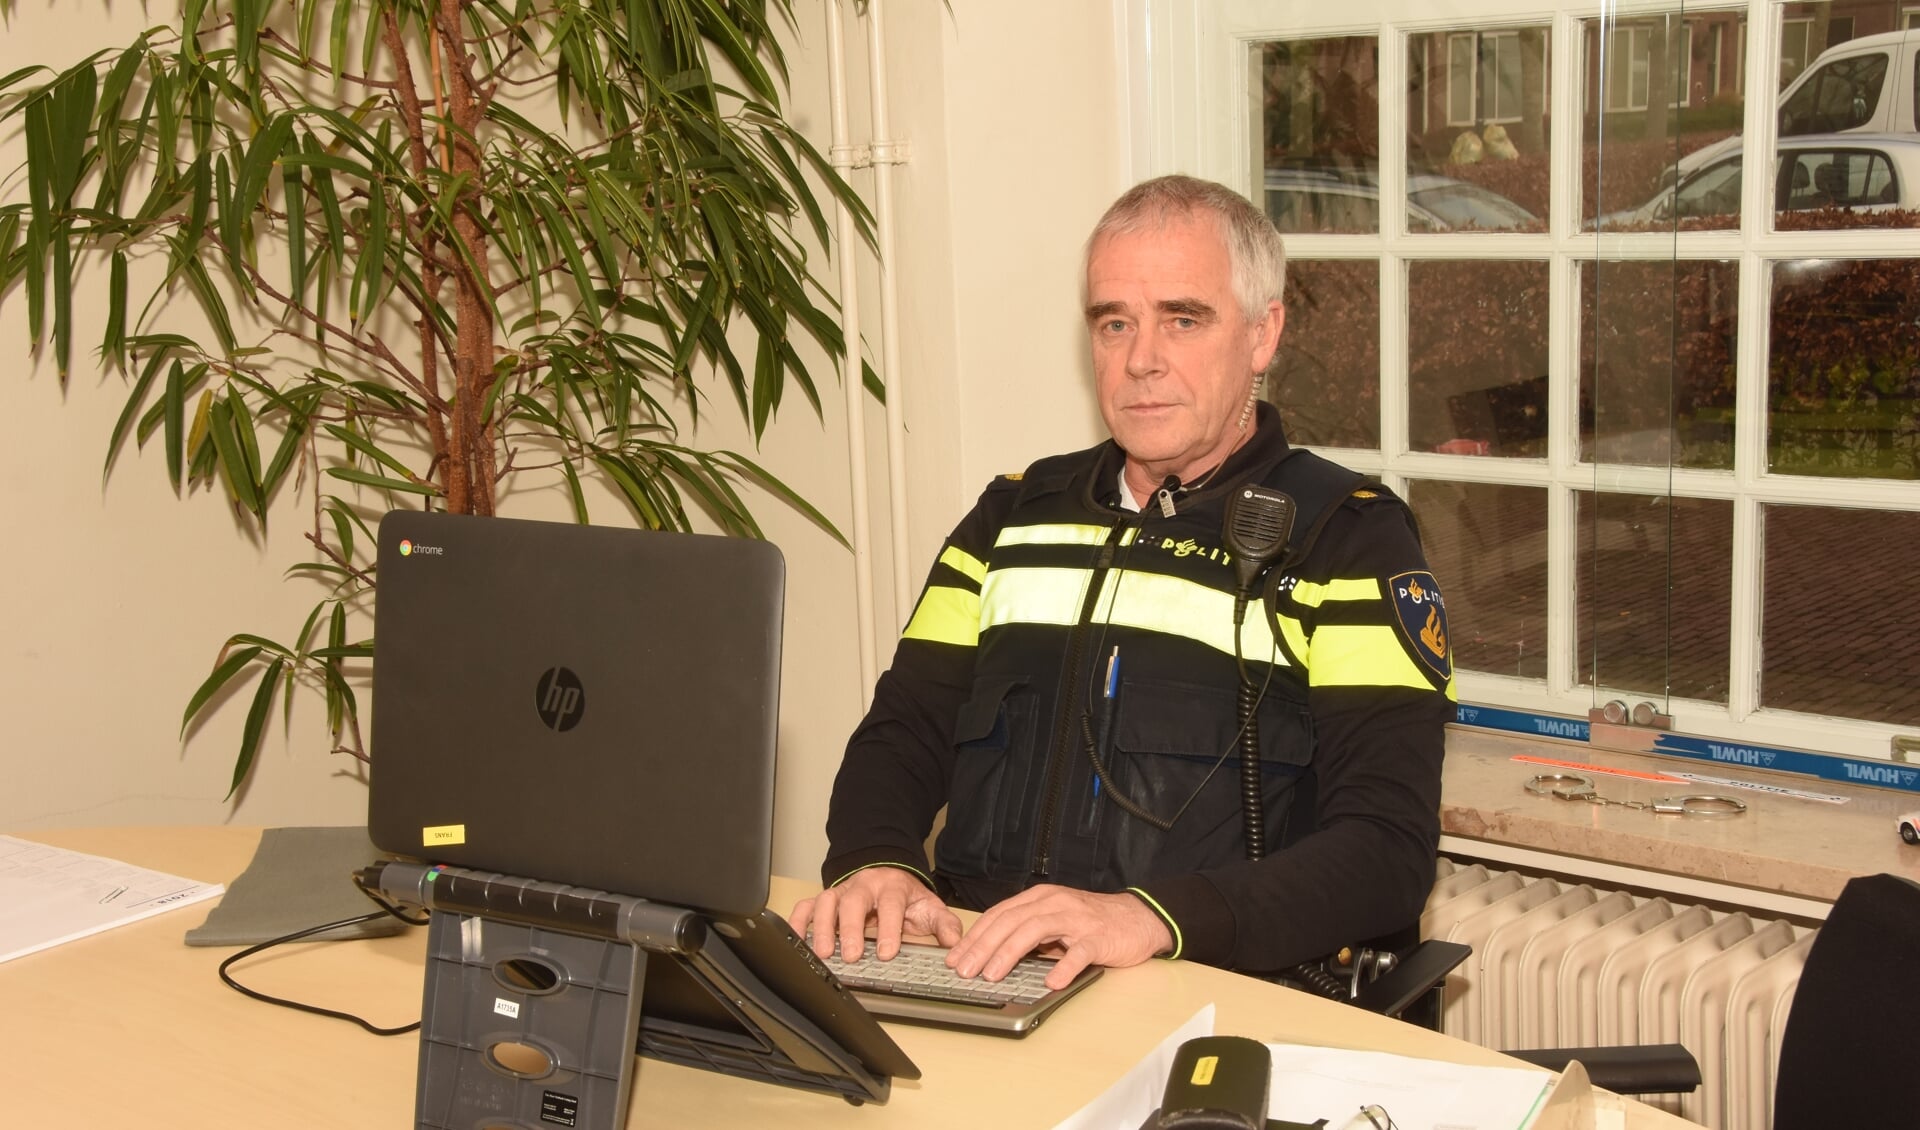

{"left": 1777, "top": 28, "right": 1920, "bottom": 137}
{"left": 1667, "top": 29, "right": 1920, "bottom": 189}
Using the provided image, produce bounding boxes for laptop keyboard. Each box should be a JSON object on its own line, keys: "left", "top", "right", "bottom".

{"left": 821, "top": 941, "right": 1057, "bottom": 1007}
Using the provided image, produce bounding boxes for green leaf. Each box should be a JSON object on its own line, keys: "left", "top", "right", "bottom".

{"left": 102, "top": 250, "right": 128, "bottom": 372}
{"left": 227, "top": 656, "right": 285, "bottom": 799}
{"left": 323, "top": 422, "right": 415, "bottom": 478}
{"left": 560, "top": 460, "right": 589, "bottom": 524}
{"left": 205, "top": 396, "right": 263, "bottom": 516}
{"left": 719, "top": 448, "right": 849, "bottom": 549}
{"left": 327, "top": 504, "right": 356, "bottom": 563}
{"left": 102, "top": 350, "right": 165, "bottom": 482}
{"left": 309, "top": 643, "right": 373, "bottom": 659}
{"left": 181, "top": 645, "right": 263, "bottom": 736}
{"left": 324, "top": 465, "right": 440, "bottom": 496}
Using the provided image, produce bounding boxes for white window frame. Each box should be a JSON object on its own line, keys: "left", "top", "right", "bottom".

{"left": 1123, "top": 0, "right": 1920, "bottom": 763}
{"left": 1905, "top": 7, "right": 1920, "bottom": 32}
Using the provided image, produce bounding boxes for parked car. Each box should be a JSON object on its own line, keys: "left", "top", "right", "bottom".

{"left": 1901, "top": 810, "right": 1920, "bottom": 845}
{"left": 1669, "top": 28, "right": 1920, "bottom": 190}
{"left": 1264, "top": 166, "right": 1538, "bottom": 233}
{"left": 1602, "top": 132, "right": 1920, "bottom": 228}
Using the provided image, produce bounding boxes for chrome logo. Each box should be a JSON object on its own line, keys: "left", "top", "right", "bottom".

{"left": 400, "top": 539, "right": 413, "bottom": 556}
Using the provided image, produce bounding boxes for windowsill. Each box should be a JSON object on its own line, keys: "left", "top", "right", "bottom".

{"left": 1440, "top": 726, "right": 1920, "bottom": 908}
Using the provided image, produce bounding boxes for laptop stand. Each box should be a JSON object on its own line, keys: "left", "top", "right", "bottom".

{"left": 367, "top": 859, "right": 692, "bottom": 1130}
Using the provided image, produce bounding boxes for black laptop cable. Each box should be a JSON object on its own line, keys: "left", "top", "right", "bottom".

{"left": 215, "top": 873, "right": 429, "bottom": 1036}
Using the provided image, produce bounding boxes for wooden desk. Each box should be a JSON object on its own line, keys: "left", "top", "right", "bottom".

{"left": 3, "top": 828, "right": 1698, "bottom": 1127}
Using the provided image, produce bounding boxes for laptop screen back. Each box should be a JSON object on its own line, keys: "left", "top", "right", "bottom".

{"left": 367, "top": 511, "right": 784, "bottom": 917}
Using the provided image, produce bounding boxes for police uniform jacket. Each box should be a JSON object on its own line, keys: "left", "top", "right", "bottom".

{"left": 821, "top": 405, "right": 1455, "bottom": 972}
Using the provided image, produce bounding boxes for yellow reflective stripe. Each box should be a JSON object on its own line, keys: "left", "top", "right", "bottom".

{"left": 1102, "top": 571, "right": 1280, "bottom": 660}
{"left": 1127, "top": 887, "right": 1183, "bottom": 961}
{"left": 979, "top": 567, "right": 1284, "bottom": 662}
{"left": 979, "top": 568, "right": 1089, "bottom": 628}
{"left": 993, "top": 523, "right": 1136, "bottom": 548}
{"left": 1274, "top": 611, "right": 1308, "bottom": 665}
{"left": 902, "top": 585, "right": 980, "bottom": 646}
{"left": 1306, "top": 624, "right": 1431, "bottom": 690}
{"left": 939, "top": 545, "right": 987, "bottom": 585}
{"left": 1291, "top": 577, "right": 1382, "bottom": 608}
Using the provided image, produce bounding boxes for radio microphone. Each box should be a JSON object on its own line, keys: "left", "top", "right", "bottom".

{"left": 1223, "top": 485, "right": 1295, "bottom": 597}
{"left": 1221, "top": 485, "right": 1296, "bottom": 864}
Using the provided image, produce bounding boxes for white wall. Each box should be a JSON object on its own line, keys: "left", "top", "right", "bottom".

{"left": 0, "top": 0, "right": 1130, "bottom": 882}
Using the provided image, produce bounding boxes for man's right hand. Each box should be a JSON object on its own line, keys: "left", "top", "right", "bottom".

{"left": 788, "top": 866, "right": 963, "bottom": 963}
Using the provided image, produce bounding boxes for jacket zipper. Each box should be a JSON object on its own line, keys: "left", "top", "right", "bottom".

{"left": 1031, "top": 516, "right": 1133, "bottom": 879}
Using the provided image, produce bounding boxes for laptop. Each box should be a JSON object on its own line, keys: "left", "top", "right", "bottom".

{"left": 366, "top": 511, "right": 918, "bottom": 1103}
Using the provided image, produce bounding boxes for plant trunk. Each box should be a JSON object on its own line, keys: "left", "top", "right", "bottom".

{"left": 437, "top": 0, "right": 497, "bottom": 517}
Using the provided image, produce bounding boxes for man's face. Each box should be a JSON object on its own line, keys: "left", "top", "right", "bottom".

{"left": 1085, "top": 215, "right": 1283, "bottom": 492}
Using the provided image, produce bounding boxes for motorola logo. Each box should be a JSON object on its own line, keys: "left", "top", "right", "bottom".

{"left": 535, "top": 667, "right": 586, "bottom": 732}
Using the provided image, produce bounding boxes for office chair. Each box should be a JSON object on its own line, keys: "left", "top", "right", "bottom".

{"left": 1367, "top": 872, "right": 1920, "bottom": 1110}
{"left": 1769, "top": 871, "right": 1920, "bottom": 1129}
{"left": 1347, "top": 937, "right": 1702, "bottom": 1097}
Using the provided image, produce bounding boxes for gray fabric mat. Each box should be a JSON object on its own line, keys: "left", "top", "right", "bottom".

{"left": 184, "top": 825, "right": 408, "bottom": 946}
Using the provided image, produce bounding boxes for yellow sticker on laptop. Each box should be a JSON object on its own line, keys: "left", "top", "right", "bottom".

{"left": 422, "top": 824, "right": 467, "bottom": 847}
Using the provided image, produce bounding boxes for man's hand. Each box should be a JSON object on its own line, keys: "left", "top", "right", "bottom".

{"left": 788, "top": 867, "right": 963, "bottom": 963}
{"left": 946, "top": 885, "right": 1173, "bottom": 990}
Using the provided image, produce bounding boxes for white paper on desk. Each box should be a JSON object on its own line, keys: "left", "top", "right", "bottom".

{"left": 1263, "top": 1043, "right": 1554, "bottom": 1130}
{"left": 1052, "top": 1004, "right": 1216, "bottom": 1130}
{"left": 0, "top": 835, "right": 224, "bottom": 963}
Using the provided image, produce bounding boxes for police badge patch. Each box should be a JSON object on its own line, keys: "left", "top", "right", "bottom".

{"left": 1388, "top": 571, "right": 1452, "bottom": 682}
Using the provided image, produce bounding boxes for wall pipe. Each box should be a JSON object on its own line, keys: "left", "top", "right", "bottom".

{"left": 862, "top": 0, "right": 915, "bottom": 625}
{"left": 823, "top": 0, "right": 879, "bottom": 700}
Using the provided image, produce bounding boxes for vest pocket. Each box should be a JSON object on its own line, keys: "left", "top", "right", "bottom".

{"left": 1101, "top": 678, "right": 1313, "bottom": 883}
{"left": 938, "top": 676, "right": 1035, "bottom": 878}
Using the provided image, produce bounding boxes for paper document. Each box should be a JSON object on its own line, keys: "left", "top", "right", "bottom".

{"left": 1263, "top": 1043, "right": 1554, "bottom": 1130}
{"left": 1052, "top": 1004, "right": 1216, "bottom": 1129}
{"left": 0, "top": 835, "right": 224, "bottom": 963}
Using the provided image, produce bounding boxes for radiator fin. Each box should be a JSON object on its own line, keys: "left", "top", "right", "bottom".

{"left": 1426, "top": 858, "right": 1813, "bottom": 1130}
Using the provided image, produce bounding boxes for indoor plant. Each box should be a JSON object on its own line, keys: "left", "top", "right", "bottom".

{"left": 0, "top": 0, "right": 872, "bottom": 794}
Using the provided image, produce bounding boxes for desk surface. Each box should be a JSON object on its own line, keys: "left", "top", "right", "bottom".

{"left": 3, "top": 827, "right": 1697, "bottom": 1128}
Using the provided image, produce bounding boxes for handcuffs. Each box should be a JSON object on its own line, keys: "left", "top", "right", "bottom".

{"left": 1523, "top": 772, "right": 1747, "bottom": 818}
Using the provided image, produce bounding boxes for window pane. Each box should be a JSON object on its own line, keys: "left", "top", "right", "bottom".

{"left": 1583, "top": 11, "right": 1745, "bottom": 232}
{"left": 1271, "top": 260, "right": 1380, "bottom": 449}
{"left": 1579, "top": 259, "right": 1739, "bottom": 470}
{"left": 1774, "top": 145, "right": 1920, "bottom": 230}
{"left": 1408, "top": 261, "right": 1549, "bottom": 457}
{"left": 1771, "top": 9, "right": 1920, "bottom": 231}
{"left": 1768, "top": 258, "right": 1920, "bottom": 479}
{"left": 1258, "top": 37, "right": 1381, "bottom": 235}
{"left": 1404, "top": 480, "right": 1547, "bottom": 679}
{"left": 1577, "top": 492, "right": 1732, "bottom": 704}
{"left": 1762, "top": 505, "right": 1920, "bottom": 726}
{"left": 1407, "top": 26, "right": 1549, "bottom": 231}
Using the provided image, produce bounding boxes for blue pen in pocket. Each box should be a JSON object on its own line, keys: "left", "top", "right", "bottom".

{"left": 1094, "top": 646, "right": 1120, "bottom": 799}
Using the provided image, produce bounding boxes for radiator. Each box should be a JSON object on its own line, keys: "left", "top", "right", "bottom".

{"left": 1424, "top": 858, "right": 1817, "bottom": 1130}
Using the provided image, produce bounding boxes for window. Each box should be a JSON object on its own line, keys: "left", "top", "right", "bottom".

{"left": 1139, "top": 0, "right": 1920, "bottom": 761}
{"left": 1779, "top": 51, "right": 1889, "bottom": 134}
{"left": 1442, "top": 29, "right": 1540, "bottom": 126}
{"left": 1777, "top": 149, "right": 1897, "bottom": 212}
{"left": 1780, "top": 16, "right": 1815, "bottom": 81}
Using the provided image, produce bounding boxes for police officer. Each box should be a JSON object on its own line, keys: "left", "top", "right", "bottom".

{"left": 789, "top": 175, "right": 1454, "bottom": 991}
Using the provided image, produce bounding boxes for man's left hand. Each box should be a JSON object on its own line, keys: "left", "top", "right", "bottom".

{"left": 944, "top": 884, "right": 1173, "bottom": 990}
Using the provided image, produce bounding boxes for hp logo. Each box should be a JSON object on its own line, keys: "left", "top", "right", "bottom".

{"left": 535, "top": 667, "right": 586, "bottom": 732}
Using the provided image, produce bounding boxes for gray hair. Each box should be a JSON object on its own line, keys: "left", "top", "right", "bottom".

{"left": 1084, "top": 175, "right": 1287, "bottom": 323}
